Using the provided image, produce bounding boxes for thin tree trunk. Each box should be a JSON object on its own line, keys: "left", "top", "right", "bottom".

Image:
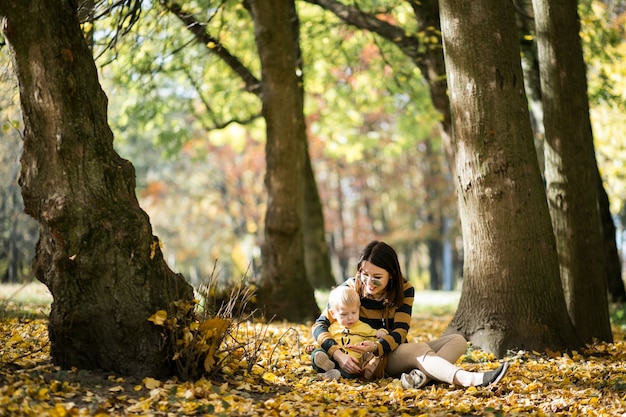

{"left": 250, "top": 0, "right": 320, "bottom": 321}
{"left": 514, "top": 0, "right": 546, "bottom": 174}
{"left": 1, "top": 0, "right": 193, "bottom": 376}
{"left": 598, "top": 169, "right": 626, "bottom": 302}
{"left": 427, "top": 237, "right": 442, "bottom": 290}
{"left": 440, "top": 0, "right": 580, "bottom": 356}
{"left": 303, "top": 153, "right": 335, "bottom": 288}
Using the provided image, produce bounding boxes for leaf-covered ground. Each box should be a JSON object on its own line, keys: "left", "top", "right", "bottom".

{"left": 2, "top": 299, "right": 626, "bottom": 417}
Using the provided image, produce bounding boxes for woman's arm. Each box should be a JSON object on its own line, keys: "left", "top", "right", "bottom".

{"left": 378, "top": 281, "right": 414, "bottom": 355}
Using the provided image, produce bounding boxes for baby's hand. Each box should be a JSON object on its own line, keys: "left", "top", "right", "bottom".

{"left": 375, "top": 329, "right": 387, "bottom": 339}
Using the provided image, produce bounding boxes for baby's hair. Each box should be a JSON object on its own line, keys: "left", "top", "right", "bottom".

{"left": 328, "top": 285, "right": 361, "bottom": 312}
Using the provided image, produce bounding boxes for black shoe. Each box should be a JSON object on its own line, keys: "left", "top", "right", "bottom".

{"left": 481, "top": 361, "right": 510, "bottom": 386}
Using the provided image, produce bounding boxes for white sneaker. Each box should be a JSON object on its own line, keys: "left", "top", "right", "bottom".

{"left": 321, "top": 369, "right": 341, "bottom": 380}
{"left": 401, "top": 369, "right": 427, "bottom": 389}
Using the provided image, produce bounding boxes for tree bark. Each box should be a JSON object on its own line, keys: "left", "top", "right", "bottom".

{"left": 532, "top": 0, "right": 612, "bottom": 343}
{"left": 250, "top": 0, "right": 320, "bottom": 321}
{"left": 440, "top": 0, "right": 581, "bottom": 356}
{"left": 1, "top": 0, "right": 193, "bottom": 376}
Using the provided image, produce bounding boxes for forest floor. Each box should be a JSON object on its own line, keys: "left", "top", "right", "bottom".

{"left": 1, "top": 282, "right": 626, "bottom": 416}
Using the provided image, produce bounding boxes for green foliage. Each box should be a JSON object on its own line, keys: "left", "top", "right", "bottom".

{"left": 98, "top": 0, "right": 262, "bottom": 158}
{"left": 91, "top": 0, "right": 454, "bottom": 286}
{"left": 580, "top": 0, "right": 626, "bottom": 109}
{"left": 581, "top": 1, "right": 626, "bottom": 214}
{"left": 299, "top": 2, "right": 439, "bottom": 160}
{"left": 610, "top": 303, "right": 626, "bottom": 329}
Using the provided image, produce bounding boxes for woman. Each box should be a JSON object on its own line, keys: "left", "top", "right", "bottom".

{"left": 312, "top": 240, "right": 509, "bottom": 388}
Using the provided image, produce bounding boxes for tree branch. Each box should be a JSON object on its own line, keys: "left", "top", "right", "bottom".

{"left": 302, "top": 0, "right": 423, "bottom": 60}
{"left": 160, "top": 0, "right": 262, "bottom": 96}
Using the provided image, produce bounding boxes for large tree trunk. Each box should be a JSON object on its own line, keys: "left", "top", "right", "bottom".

{"left": 533, "top": 0, "right": 612, "bottom": 343}
{"left": 439, "top": 0, "right": 580, "bottom": 356}
{"left": 250, "top": 0, "right": 320, "bottom": 321}
{"left": 1, "top": 0, "right": 194, "bottom": 376}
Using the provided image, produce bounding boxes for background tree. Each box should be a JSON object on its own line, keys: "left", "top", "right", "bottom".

{"left": 515, "top": 0, "right": 626, "bottom": 304}
{"left": 439, "top": 0, "right": 580, "bottom": 355}
{"left": 0, "top": 64, "right": 38, "bottom": 283}
{"left": 159, "top": 0, "right": 335, "bottom": 290}
{"left": 249, "top": 0, "right": 320, "bottom": 321}
{"left": 0, "top": 130, "right": 38, "bottom": 283}
{"left": 0, "top": 0, "right": 193, "bottom": 376}
{"left": 533, "top": 0, "right": 612, "bottom": 343}
{"left": 582, "top": 0, "right": 626, "bottom": 302}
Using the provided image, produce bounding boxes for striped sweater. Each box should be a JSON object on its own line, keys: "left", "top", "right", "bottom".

{"left": 312, "top": 277, "right": 414, "bottom": 358}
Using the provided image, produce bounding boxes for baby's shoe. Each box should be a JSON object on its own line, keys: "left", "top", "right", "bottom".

{"left": 320, "top": 369, "right": 341, "bottom": 381}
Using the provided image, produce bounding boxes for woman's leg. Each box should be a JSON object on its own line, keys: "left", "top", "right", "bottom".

{"left": 387, "top": 335, "right": 509, "bottom": 387}
{"left": 425, "top": 334, "right": 468, "bottom": 363}
{"left": 385, "top": 334, "right": 467, "bottom": 377}
{"left": 417, "top": 353, "right": 510, "bottom": 387}
{"left": 385, "top": 342, "right": 431, "bottom": 376}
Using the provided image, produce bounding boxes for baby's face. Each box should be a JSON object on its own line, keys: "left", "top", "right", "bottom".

{"left": 331, "top": 303, "right": 360, "bottom": 328}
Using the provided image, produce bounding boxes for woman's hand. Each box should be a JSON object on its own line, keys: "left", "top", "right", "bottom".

{"left": 346, "top": 341, "right": 377, "bottom": 355}
{"left": 332, "top": 350, "right": 361, "bottom": 374}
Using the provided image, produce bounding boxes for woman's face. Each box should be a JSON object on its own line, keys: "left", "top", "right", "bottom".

{"left": 359, "top": 261, "right": 390, "bottom": 298}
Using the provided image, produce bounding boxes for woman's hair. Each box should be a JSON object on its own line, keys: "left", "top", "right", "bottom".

{"left": 355, "top": 240, "right": 405, "bottom": 306}
{"left": 328, "top": 285, "right": 361, "bottom": 312}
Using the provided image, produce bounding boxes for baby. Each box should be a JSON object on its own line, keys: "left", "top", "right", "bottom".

{"left": 310, "top": 285, "right": 387, "bottom": 380}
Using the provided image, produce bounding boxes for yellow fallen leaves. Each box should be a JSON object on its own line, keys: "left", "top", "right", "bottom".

{"left": 5, "top": 311, "right": 626, "bottom": 416}
{"left": 147, "top": 301, "right": 231, "bottom": 379}
{"left": 146, "top": 310, "right": 167, "bottom": 326}
{"left": 142, "top": 377, "right": 161, "bottom": 390}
